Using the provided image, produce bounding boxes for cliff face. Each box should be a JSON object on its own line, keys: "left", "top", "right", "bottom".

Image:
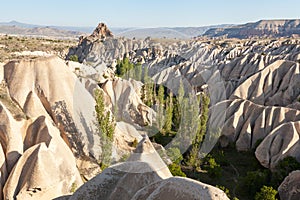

{"left": 204, "top": 19, "right": 300, "bottom": 38}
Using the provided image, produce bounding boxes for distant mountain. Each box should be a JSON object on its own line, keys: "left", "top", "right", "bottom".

{"left": 203, "top": 19, "right": 300, "bottom": 38}
{"left": 0, "top": 20, "right": 232, "bottom": 39}
{"left": 0, "top": 25, "right": 83, "bottom": 38}
{"left": 0, "top": 20, "right": 39, "bottom": 28}
{"left": 0, "top": 20, "right": 93, "bottom": 33}
{"left": 114, "top": 25, "right": 232, "bottom": 39}
{"left": 7, "top": 19, "right": 300, "bottom": 39}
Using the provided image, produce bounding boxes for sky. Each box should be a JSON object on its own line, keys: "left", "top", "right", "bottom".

{"left": 1, "top": 0, "right": 300, "bottom": 28}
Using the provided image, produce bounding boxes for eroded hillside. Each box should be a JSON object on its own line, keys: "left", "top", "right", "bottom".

{"left": 0, "top": 22, "right": 299, "bottom": 200}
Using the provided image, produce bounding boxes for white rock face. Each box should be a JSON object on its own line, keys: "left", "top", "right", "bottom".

{"left": 210, "top": 99, "right": 300, "bottom": 151}
{"left": 112, "top": 122, "right": 143, "bottom": 161}
{"left": 231, "top": 60, "right": 300, "bottom": 107}
{"left": 3, "top": 117, "right": 83, "bottom": 200}
{"left": 132, "top": 177, "right": 230, "bottom": 200}
{"left": 70, "top": 137, "right": 172, "bottom": 200}
{"left": 102, "top": 78, "right": 155, "bottom": 126}
{"left": 0, "top": 100, "right": 83, "bottom": 199}
{"left": 0, "top": 56, "right": 105, "bottom": 199}
{"left": 70, "top": 161, "right": 167, "bottom": 200}
{"left": 255, "top": 121, "right": 300, "bottom": 169}
{"left": 69, "top": 136, "right": 229, "bottom": 200}
{"left": 4, "top": 56, "right": 101, "bottom": 170}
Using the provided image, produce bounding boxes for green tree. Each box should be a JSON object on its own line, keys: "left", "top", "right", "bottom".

{"left": 95, "top": 89, "right": 115, "bottom": 139}
{"left": 142, "top": 83, "right": 154, "bottom": 107}
{"left": 131, "top": 138, "right": 138, "bottom": 148}
{"left": 95, "top": 89, "right": 115, "bottom": 167}
{"left": 271, "top": 156, "right": 300, "bottom": 188}
{"left": 203, "top": 154, "right": 222, "bottom": 178}
{"left": 142, "top": 66, "right": 149, "bottom": 83}
{"left": 141, "top": 67, "right": 155, "bottom": 107}
{"left": 164, "top": 92, "right": 173, "bottom": 134}
{"left": 187, "top": 93, "right": 210, "bottom": 169}
{"left": 134, "top": 62, "right": 142, "bottom": 81}
{"left": 157, "top": 84, "right": 165, "bottom": 105}
{"left": 181, "top": 95, "right": 199, "bottom": 141}
{"left": 168, "top": 163, "right": 186, "bottom": 177}
{"left": 243, "top": 170, "right": 269, "bottom": 196}
{"left": 172, "top": 96, "right": 181, "bottom": 131}
{"left": 157, "top": 84, "right": 165, "bottom": 132}
{"left": 198, "top": 94, "right": 210, "bottom": 144}
{"left": 115, "top": 57, "right": 134, "bottom": 77}
{"left": 216, "top": 185, "right": 231, "bottom": 199}
{"left": 254, "top": 186, "right": 278, "bottom": 200}
{"left": 116, "top": 59, "right": 125, "bottom": 76}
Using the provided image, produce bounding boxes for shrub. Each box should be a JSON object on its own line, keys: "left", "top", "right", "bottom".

{"left": 254, "top": 186, "right": 278, "bottom": 200}
{"left": 202, "top": 154, "right": 222, "bottom": 178}
{"left": 70, "top": 182, "right": 77, "bottom": 193}
{"left": 131, "top": 138, "right": 138, "bottom": 148}
{"left": 216, "top": 185, "right": 231, "bottom": 198}
{"left": 271, "top": 156, "right": 300, "bottom": 188}
{"left": 100, "top": 163, "right": 109, "bottom": 171}
{"left": 243, "top": 170, "right": 270, "bottom": 196}
{"left": 211, "top": 149, "right": 229, "bottom": 166}
{"left": 69, "top": 54, "right": 79, "bottom": 62}
{"left": 168, "top": 163, "right": 186, "bottom": 177}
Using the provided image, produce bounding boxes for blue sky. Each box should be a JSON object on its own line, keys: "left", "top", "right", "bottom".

{"left": 1, "top": 0, "right": 300, "bottom": 27}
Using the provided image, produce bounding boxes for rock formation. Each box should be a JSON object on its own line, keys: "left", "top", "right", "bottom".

{"left": 211, "top": 99, "right": 300, "bottom": 152}
{"left": 132, "top": 177, "right": 229, "bottom": 200}
{"left": 231, "top": 60, "right": 300, "bottom": 107}
{"left": 1, "top": 20, "right": 300, "bottom": 198}
{"left": 255, "top": 121, "right": 300, "bottom": 169}
{"left": 101, "top": 78, "right": 154, "bottom": 126}
{"left": 69, "top": 136, "right": 229, "bottom": 200}
{"left": 278, "top": 170, "right": 300, "bottom": 200}
{"left": 67, "top": 27, "right": 300, "bottom": 169}
{"left": 90, "top": 23, "right": 113, "bottom": 39}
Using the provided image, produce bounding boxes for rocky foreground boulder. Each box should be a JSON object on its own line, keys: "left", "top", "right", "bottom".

{"left": 69, "top": 136, "right": 229, "bottom": 200}
{"left": 278, "top": 170, "right": 300, "bottom": 200}
{"left": 69, "top": 161, "right": 229, "bottom": 200}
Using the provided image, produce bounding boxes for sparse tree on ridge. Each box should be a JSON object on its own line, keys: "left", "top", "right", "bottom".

{"left": 95, "top": 89, "right": 115, "bottom": 168}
